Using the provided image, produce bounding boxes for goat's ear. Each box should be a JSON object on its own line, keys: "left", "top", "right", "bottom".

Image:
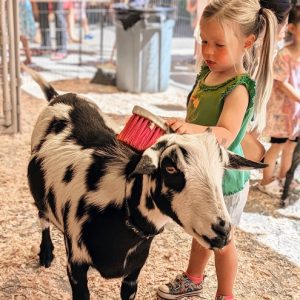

{"left": 225, "top": 151, "right": 267, "bottom": 170}
{"left": 132, "top": 148, "right": 160, "bottom": 175}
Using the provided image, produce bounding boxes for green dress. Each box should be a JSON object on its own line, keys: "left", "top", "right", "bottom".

{"left": 186, "top": 65, "right": 256, "bottom": 196}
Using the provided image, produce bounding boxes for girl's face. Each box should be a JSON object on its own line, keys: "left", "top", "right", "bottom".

{"left": 199, "top": 19, "right": 254, "bottom": 73}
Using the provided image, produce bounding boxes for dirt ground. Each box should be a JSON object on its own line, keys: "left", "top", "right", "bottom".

{"left": 0, "top": 80, "right": 299, "bottom": 300}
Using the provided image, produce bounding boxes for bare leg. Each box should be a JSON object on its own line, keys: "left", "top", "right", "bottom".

{"left": 186, "top": 238, "right": 212, "bottom": 277}
{"left": 279, "top": 140, "right": 297, "bottom": 179}
{"left": 186, "top": 237, "right": 237, "bottom": 297}
{"left": 82, "top": 17, "right": 90, "bottom": 36}
{"left": 67, "top": 8, "right": 79, "bottom": 42}
{"left": 20, "top": 35, "right": 32, "bottom": 65}
{"left": 260, "top": 143, "right": 284, "bottom": 185}
{"left": 214, "top": 238, "right": 237, "bottom": 296}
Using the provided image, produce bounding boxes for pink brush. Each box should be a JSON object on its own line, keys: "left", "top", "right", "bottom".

{"left": 117, "top": 106, "right": 171, "bottom": 151}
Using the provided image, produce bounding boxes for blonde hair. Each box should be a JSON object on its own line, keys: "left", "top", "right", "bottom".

{"left": 201, "top": 0, "right": 277, "bottom": 132}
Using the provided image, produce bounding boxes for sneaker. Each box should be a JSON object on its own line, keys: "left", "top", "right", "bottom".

{"left": 257, "top": 179, "right": 282, "bottom": 197}
{"left": 50, "top": 52, "right": 67, "bottom": 61}
{"left": 157, "top": 273, "right": 204, "bottom": 299}
{"left": 84, "top": 34, "right": 94, "bottom": 40}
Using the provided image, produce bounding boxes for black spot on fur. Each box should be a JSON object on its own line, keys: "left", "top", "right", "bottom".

{"left": 168, "top": 149, "right": 178, "bottom": 164}
{"left": 153, "top": 189, "right": 182, "bottom": 226}
{"left": 32, "top": 118, "right": 68, "bottom": 153}
{"left": 152, "top": 140, "right": 167, "bottom": 151}
{"left": 161, "top": 156, "right": 186, "bottom": 192}
{"left": 47, "top": 187, "right": 58, "bottom": 221}
{"left": 63, "top": 201, "right": 72, "bottom": 257}
{"left": 86, "top": 154, "right": 110, "bottom": 191}
{"left": 63, "top": 165, "right": 74, "bottom": 183}
{"left": 46, "top": 117, "right": 68, "bottom": 135}
{"left": 34, "top": 138, "right": 46, "bottom": 153}
{"left": 50, "top": 94, "right": 116, "bottom": 149}
{"left": 123, "top": 153, "right": 142, "bottom": 178}
{"left": 179, "top": 146, "right": 189, "bottom": 162}
{"left": 27, "top": 156, "right": 46, "bottom": 211}
{"left": 145, "top": 194, "right": 155, "bottom": 210}
{"left": 76, "top": 196, "right": 87, "bottom": 221}
{"left": 126, "top": 176, "right": 158, "bottom": 234}
{"left": 219, "top": 146, "right": 223, "bottom": 161}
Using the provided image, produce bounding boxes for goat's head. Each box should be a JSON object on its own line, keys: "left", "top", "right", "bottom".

{"left": 132, "top": 131, "right": 266, "bottom": 249}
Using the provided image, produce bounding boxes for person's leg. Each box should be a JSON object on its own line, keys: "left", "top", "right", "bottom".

{"left": 157, "top": 238, "right": 210, "bottom": 299}
{"left": 186, "top": 238, "right": 212, "bottom": 278}
{"left": 53, "top": 0, "right": 67, "bottom": 54}
{"left": 214, "top": 238, "right": 237, "bottom": 297}
{"left": 260, "top": 138, "right": 285, "bottom": 185}
{"left": 37, "top": 2, "right": 51, "bottom": 51}
{"left": 20, "top": 35, "right": 32, "bottom": 65}
{"left": 66, "top": 7, "right": 78, "bottom": 42}
{"left": 279, "top": 140, "right": 297, "bottom": 179}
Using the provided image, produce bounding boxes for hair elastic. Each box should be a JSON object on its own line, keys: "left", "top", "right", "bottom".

{"left": 258, "top": 7, "right": 264, "bottom": 15}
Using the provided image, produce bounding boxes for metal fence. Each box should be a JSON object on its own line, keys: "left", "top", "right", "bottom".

{"left": 0, "top": 0, "right": 21, "bottom": 134}
{"left": 21, "top": 1, "right": 194, "bottom": 72}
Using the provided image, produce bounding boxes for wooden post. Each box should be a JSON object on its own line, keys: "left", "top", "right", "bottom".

{"left": 0, "top": 0, "right": 12, "bottom": 128}
{"left": 0, "top": 0, "right": 21, "bottom": 134}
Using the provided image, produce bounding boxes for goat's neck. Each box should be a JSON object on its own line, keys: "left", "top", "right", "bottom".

{"left": 126, "top": 175, "right": 170, "bottom": 233}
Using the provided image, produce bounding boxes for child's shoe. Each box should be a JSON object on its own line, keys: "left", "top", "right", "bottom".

{"left": 157, "top": 273, "right": 204, "bottom": 299}
{"left": 257, "top": 179, "right": 282, "bottom": 197}
{"left": 84, "top": 34, "right": 94, "bottom": 40}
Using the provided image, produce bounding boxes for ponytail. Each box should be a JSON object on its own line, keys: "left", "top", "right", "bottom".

{"left": 250, "top": 7, "right": 277, "bottom": 132}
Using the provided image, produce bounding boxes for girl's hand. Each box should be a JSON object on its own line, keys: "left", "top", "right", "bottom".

{"left": 166, "top": 118, "right": 196, "bottom": 134}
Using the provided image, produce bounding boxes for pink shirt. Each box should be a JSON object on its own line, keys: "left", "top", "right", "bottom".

{"left": 264, "top": 47, "right": 300, "bottom": 139}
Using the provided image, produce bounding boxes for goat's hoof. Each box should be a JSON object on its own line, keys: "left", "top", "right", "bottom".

{"left": 39, "top": 250, "right": 54, "bottom": 268}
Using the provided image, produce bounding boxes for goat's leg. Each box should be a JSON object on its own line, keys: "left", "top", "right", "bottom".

{"left": 67, "top": 260, "right": 90, "bottom": 300}
{"left": 281, "top": 139, "right": 300, "bottom": 207}
{"left": 121, "top": 267, "right": 142, "bottom": 300}
{"left": 38, "top": 211, "right": 54, "bottom": 267}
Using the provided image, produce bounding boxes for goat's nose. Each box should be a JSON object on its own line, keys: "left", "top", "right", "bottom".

{"left": 203, "top": 219, "right": 231, "bottom": 249}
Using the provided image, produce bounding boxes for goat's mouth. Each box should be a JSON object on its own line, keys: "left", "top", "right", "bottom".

{"left": 192, "top": 224, "right": 231, "bottom": 250}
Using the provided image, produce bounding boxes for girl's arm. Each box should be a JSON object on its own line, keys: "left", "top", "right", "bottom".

{"left": 167, "top": 85, "right": 249, "bottom": 148}
{"left": 276, "top": 80, "right": 300, "bottom": 103}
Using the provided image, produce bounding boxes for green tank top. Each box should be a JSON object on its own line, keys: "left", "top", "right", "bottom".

{"left": 186, "top": 65, "right": 256, "bottom": 195}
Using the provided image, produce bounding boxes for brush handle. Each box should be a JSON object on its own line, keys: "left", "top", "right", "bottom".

{"left": 132, "top": 106, "right": 173, "bottom": 133}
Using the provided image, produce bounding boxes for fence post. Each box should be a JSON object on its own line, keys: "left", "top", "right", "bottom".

{"left": 0, "top": 0, "right": 21, "bottom": 134}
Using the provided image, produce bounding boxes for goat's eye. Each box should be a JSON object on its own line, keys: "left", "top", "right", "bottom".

{"left": 165, "top": 166, "right": 177, "bottom": 174}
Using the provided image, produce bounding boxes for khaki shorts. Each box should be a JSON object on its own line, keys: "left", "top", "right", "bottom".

{"left": 224, "top": 182, "right": 250, "bottom": 226}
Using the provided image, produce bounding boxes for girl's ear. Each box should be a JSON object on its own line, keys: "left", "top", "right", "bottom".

{"left": 287, "top": 23, "right": 296, "bottom": 34}
{"left": 244, "top": 34, "right": 256, "bottom": 49}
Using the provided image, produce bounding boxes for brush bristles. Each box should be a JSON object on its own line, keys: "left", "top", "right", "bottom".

{"left": 118, "top": 114, "right": 166, "bottom": 151}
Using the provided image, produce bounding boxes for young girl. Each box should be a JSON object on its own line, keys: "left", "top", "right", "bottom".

{"left": 258, "top": 5, "right": 300, "bottom": 197}
{"left": 156, "top": 0, "right": 278, "bottom": 299}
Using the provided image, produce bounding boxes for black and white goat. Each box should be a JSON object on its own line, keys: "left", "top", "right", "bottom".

{"left": 27, "top": 70, "right": 265, "bottom": 300}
